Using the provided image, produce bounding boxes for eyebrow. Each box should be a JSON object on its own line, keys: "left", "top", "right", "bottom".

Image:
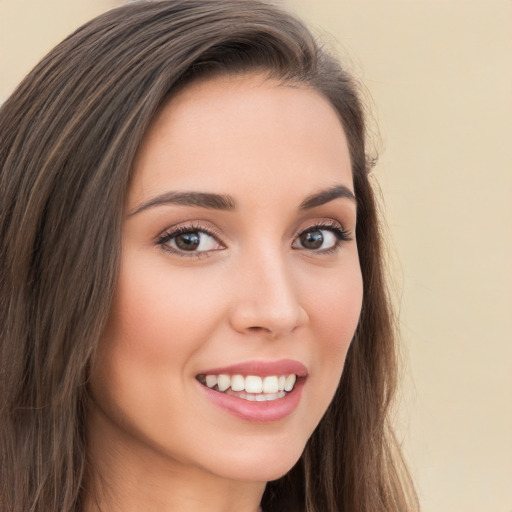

{"left": 129, "top": 191, "right": 236, "bottom": 216}
{"left": 129, "top": 184, "right": 356, "bottom": 217}
{"left": 299, "top": 185, "right": 356, "bottom": 209}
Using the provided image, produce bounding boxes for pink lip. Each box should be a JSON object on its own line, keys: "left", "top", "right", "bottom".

{"left": 197, "top": 359, "right": 308, "bottom": 377}
{"left": 196, "top": 359, "right": 308, "bottom": 423}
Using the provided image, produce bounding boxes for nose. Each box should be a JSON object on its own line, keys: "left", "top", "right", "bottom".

{"left": 229, "top": 251, "right": 309, "bottom": 338}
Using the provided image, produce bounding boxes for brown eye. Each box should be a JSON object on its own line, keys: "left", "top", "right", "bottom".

{"left": 159, "top": 228, "right": 223, "bottom": 254}
{"left": 293, "top": 226, "right": 345, "bottom": 252}
{"left": 299, "top": 230, "right": 324, "bottom": 249}
{"left": 175, "top": 232, "right": 201, "bottom": 251}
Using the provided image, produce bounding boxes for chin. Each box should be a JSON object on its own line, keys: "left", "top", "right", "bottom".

{"left": 202, "top": 437, "right": 307, "bottom": 483}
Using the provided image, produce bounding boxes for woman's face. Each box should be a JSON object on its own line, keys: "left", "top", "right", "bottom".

{"left": 88, "top": 74, "right": 363, "bottom": 484}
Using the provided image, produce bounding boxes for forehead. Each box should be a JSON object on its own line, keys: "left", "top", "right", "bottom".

{"left": 129, "top": 73, "right": 352, "bottom": 208}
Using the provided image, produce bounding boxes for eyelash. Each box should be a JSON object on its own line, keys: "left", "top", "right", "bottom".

{"left": 156, "top": 223, "right": 223, "bottom": 258}
{"left": 155, "top": 221, "right": 352, "bottom": 257}
{"left": 296, "top": 221, "right": 352, "bottom": 255}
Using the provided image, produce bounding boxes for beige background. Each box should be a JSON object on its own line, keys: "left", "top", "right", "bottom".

{"left": 1, "top": 1, "right": 511, "bottom": 511}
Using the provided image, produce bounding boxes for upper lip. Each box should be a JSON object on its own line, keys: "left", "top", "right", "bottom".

{"left": 197, "top": 359, "right": 308, "bottom": 377}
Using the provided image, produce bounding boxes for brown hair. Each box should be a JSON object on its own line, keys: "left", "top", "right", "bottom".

{"left": 0, "top": 1, "right": 418, "bottom": 511}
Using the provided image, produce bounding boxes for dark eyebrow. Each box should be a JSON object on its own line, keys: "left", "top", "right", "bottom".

{"left": 129, "top": 191, "right": 236, "bottom": 216}
{"left": 299, "top": 185, "right": 356, "bottom": 209}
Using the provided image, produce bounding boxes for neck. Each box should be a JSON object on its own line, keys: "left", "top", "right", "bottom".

{"left": 84, "top": 404, "right": 265, "bottom": 512}
{"left": 83, "top": 475, "right": 264, "bottom": 512}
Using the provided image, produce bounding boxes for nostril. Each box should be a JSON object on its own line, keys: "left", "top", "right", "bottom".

{"left": 247, "top": 326, "right": 266, "bottom": 332}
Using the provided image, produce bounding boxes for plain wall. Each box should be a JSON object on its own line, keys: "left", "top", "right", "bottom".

{"left": 1, "top": 1, "right": 511, "bottom": 511}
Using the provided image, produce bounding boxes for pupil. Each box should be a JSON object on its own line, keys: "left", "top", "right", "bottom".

{"left": 176, "top": 232, "right": 200, "bottom": 250}
{"left": 300, "top": 230, "right": 323, "bottom": 249}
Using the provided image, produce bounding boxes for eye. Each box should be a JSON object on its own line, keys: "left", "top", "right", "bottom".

{"left": 157, "top": 225, "right": 223, "bottom": 255}
{"left": 292, "top": 223, "right": 351, "bottom": 252}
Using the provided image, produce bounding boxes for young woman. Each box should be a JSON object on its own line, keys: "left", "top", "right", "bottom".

{"left": 0, "top": 1, "right": 418, "bottom": 511}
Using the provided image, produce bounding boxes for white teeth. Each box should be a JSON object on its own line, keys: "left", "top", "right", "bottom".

{"left": 268, "top": 392, "right": 285, "bottom": 400}
{"left": 245, "top": 375, "right": 263, "bottom": 394}
{"left": 201, "top": 373, "right": 298, "bottom": 395}
{"left": 231, "top": 374, "right": 245, "bottom": 392}
{"left": 263, "top": 376, "right": 279, "bottom": 394}
{"left": 284, "top": 374, "right": 296, "bottom": 392}
{"left": 205, "top": 375, "right": 217, "bottom": 388}
{"left": 217, "top": 374, "right": 231, "bottom": 392}
{"left": 224, "top": 389, "right": 286, "bottom": 402}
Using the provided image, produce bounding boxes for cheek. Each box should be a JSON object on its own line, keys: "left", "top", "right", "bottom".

{"left": 300, "top": 255, "right": 363, "bottom": 404}
{"left": 106, "top": 252, "right": 220, "bottom": 365}
{"left": 305, "top": 255, "right": 363, "bottom": 346}
{"left": 89, "top": 255, "right": 208, "bottom": 416}
{"left": 88, "top": 254, "right": 222, "bottom": 444}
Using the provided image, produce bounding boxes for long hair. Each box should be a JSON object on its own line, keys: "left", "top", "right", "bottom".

{"left": 0, "top": 1, "right": 418, "bottom": 510}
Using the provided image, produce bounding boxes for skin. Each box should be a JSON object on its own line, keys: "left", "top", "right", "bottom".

{"left": 85, "top": 74, "right": 363, "bottom": 512}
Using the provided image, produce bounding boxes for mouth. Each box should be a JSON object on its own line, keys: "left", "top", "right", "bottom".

{"left": 196, "top": 373, "right": 298, "bottom": 402}
{"left": 195, "top": 360, "right": 307, "bottom": 422}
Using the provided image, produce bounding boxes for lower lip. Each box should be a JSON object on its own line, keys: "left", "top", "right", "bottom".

{"left": 199, "top": 378, "right": 305, "bottom": 423}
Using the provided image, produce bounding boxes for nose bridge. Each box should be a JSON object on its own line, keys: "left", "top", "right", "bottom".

{"left": 230, "top": 245, "right": 308, "bottom": 337}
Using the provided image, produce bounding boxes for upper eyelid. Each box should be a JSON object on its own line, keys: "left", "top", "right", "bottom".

{"left": 156, "top": 222, "right": 222, "bottom": 243}
{"left": 294, "top": 218, "right": 347, "bottom": 236}
{"left": 295, "top": 223, "right": 350, "bottom": 241}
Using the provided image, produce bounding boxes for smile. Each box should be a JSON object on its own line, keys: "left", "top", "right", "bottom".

{"left": 196, "top": 360, "right": 307, "bottom": 421}
{"left": 197, "top": 373, "right": 297, "bottom": 401}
